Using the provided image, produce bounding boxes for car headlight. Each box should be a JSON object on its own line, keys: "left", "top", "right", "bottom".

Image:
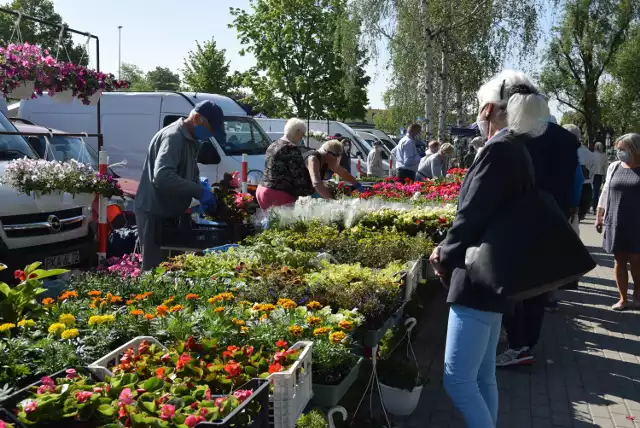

{"left": 247, "top": 170, "right": 264, "bottom": 185}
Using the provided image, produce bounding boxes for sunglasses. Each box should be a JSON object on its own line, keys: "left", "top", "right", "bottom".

{"left": 327, "top": 151, "right": 341, "bottom": 158}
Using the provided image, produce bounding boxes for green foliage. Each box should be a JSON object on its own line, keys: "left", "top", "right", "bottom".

{"left": 182, "top": 39, "right": 232, "bottom": 94}
{"left": 297, "top": 409, "right": 329, "bottom": 428}
{"left": 145, "top": 66, "right": 181, "bottom": 91}
{"left": 0, "top": 0, "right": 87, "bottom": 65}
{"left": 230, "top": 0, "right": 370, "bottom": 119}
{"left": 312, "top": 340, "right": 359, "bottom": 385}
{"left": 377, "top": 326, "right": 424, "bottom": 391}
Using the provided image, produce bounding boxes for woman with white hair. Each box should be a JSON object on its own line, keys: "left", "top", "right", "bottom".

{"left": 596, "top": 133, "right": 640, "bottom": 310}
{"left": 303, "top": 139, "right": 363, "bottom": 199}
{"left": 430, "top": 70, "right": 549, "bottom": 428}
{"left": 257, "top": 118, "right": 315, "bottom": 209}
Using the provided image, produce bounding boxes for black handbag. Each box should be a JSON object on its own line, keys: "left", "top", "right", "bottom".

{"left": 464, "top": 138, "right": 596, "bottom": 301}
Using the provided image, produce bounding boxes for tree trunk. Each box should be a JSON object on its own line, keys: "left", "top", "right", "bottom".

{"left": 437, "top": 50, "right": 448, "bottom": 140}
{"left": 421, "top": 0, "right": 434, "bottom": 140}
{"left": 584, "top": 87, "right": 600, "bottom": 148}
{"left": 456, "top": 81, "right": 463, "bottom": 126}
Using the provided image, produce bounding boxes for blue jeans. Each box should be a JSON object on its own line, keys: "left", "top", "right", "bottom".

{"left": 444, "top": 304, "right": 502, "bottom": 428}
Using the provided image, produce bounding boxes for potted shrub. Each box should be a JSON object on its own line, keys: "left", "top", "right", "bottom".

{"left": 376, "top": 326, "right": 425, "bottom": 416}
{"left": 311, "top": 340, "right": 362, "bottom": 407}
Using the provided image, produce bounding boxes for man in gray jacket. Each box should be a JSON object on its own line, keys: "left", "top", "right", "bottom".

{"left": 134, "top": 100, "right": 222, "bottom": 270}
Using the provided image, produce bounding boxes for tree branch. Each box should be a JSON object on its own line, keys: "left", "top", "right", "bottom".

{"left": 595, "top": 26, "right": 628, "bottom": 81}
{"left": 437, "top": 0, "right": 492, "bottom": 35}
{"left": 555, "top": 94, "right": 585, "bottom": 115}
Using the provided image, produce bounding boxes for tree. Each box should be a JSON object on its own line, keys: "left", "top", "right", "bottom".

{"left": 540, "top": 0, "right": 637, "bottom": 145}
{"left": 182, "top": 39, "right": 231, "bottom": 94}
{"left": 0, "top": 0, "right": 87, "bottom": 65}
{"left": 231, "top": 0, "right": 370, "bottom": 119}
{"left": 146, "top": 67, "right": 180, "bottom": 91}
{"left": 119, "top": 63, "right": 151, "bottom": 91}
{"left": 230, "top": 68, "right": 293, "bottom": 118}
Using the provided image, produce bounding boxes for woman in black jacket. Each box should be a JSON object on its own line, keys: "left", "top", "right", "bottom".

{"left": 430, "top": 70, "right": 549, "bottom": 428}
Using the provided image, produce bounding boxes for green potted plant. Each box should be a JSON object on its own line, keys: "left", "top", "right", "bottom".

{"left": 376, "top": 325, "right": 425, "bottom": 416}
{"left": 311, "top": 340, "right": 362, "bottom": 407}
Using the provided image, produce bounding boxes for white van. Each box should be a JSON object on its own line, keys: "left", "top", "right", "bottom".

{"left": 255, "top": 118, "right": 391, "bottom": 175}
{"left": 0, "top": 106, "right": 93, "bottom": 281}
{"left": 18, "top": 92, "right": 270, "bottom": 184}
{"left": 354, "top": 128, "right": 397, "bottom": 151}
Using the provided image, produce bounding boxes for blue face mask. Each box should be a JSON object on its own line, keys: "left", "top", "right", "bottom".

{"left": 193, "top": 124, "right": 213, "bottom": 141}
{"left": 617, "top": 149, "right": 631, "bottom": 164}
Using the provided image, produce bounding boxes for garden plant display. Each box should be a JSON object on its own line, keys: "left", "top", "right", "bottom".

{"left": 0, "top": 42, "right": 129, "bottom": 102}
{"left": 0, "top": 158, "right": 122, "bottom": 198}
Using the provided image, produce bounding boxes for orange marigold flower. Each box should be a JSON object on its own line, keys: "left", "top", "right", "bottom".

{"left": 126, "top": 299, "right": 135, "bottom": 305}
{"left": 163, "top": 296, "right": 175, "bottom": 305}
{"left": 261, "top": 313, "right": 268, "bottom": 320}
{"left": 208, "top": 295, "right": 223, "bottom": 304}
{"left": 219, "top": 292, "right": 234, "bottom": 301}
{"left": 329, "top": 331, "right": 346, "bottom": 343}
{"left": 252, "top": 303, "right": 263, "bottom": 311}
{"left": 87, "top": 290, "right": 102, "bottom": 297}
{"left": 313, "top": 327, "right": 331, "bottom": 336}
{"left": 260, "top": 303, "right": 276, "bottom": 312}
{"left": 89, "top": 303, "right": 97, "bottom": 309}
{"left": 144, "top": 314, "right": 155, "bottom": 321}
{"left": 42, "top": 298, "right": 55, "bottom": 306}
{"left": 306, "top": 316, "right": 322, "bottom": 326}
{"left": 240, "top": 326, "right": 249, "bottom": 333}
{"left": 100, "top": 300, "right": 107, "bottom": 307}
{"left": 169, "top": 304, "right": 184, "bottom": 313}
{"left": 288, "top": 325, "right": 303, "bottom": 336}
{"left": 130, "top": 309, "right": 144, "bottom": 316}
{"left": 110, "top": 295, "right": 123, "bottom": 304}
{"left": 134, "top": 294, "right": 146, "bottom": 301}
{"left": 338, "top": 320, "right": 354, "bottom": 331}
{"left": 214, "top": 307, "right": 225, "bottom": 313}
{"left": 186, "top": 293, "right": 200, "bottom": 301}
{"left": 277, "top": 298, "right": 297, "bottom": 309}
{"left": 306, "top": 301, "right": 322, "bottom": 310}
{"left": 58, "top": 291, "right": 78, "bottom": 301}
{"left": 239, "top": 300, "right": 251, "bottom": 305}
{"left": 143, "top": 291, "right": 153, "bottom": 298}
{"left": 231, "top": 318, "right": 245, "bottom": 326}
{"left": 156, "top": 305, "right": 169, "bottom": 316}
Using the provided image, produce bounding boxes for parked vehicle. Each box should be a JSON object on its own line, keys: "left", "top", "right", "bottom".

{"left": 18, "top": 92, "right": 270, "bottom": 184}
{"left": 255, "top": 118, "right": 391, "bottom": 174}
{"left": 0, "top": 107, "right": 94, "bottom": 281}
{"left": 354, "top": 128, "right": 397, "bottom": 151}
{"left": 356, "top": 131, "right": 396, "bottom": 162}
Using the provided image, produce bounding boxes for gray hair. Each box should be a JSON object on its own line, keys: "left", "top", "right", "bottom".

{"left": 320, "top": 139, "right": 343, "bottom": 155}
{"left": 470, "top": 137, "right": 484, "bottom": 148}
{"left": 616, "top": 133, "right": 640, "bottom": 164}
{"left": 440, "top": 142, "right": 454, "bottom": 154}
{"left": 477, "top": 70, "right": 549, "bottom": 138}
{"left": 563, "top": 124, "right": 582, "bottom": 143}
{"left": 284, "top": 118, "right": 307, "bottom": 141}
{"left": 594, "top": 142, "right": 605, "bottom": 152}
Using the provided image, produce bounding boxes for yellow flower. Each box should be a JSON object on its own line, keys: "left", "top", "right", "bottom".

{"left": 307, "top": 301, "right": 322, "bottom": 310}
{"left": 260, "top": 303, "right": 276, "bottom": 312}
{"left": 277, "top": 298, "right": 297, "bottom": 309}
{"left": 240, "top": 326, "right": 249, "bottom": 333}
{"left": 58, "top": 314, "right": 76, "bottom": 327}
{"left": 48, "top": 323, "right": 66, "bottom": 335}
{"left": 88, "top": 314, "right": 115, "bottom": 326}
{"left": 219, "top": 292, "right": 234, "bottom": 301}
{"left": 329, "top": 331, "right": 346, "bottom": 343}
{"left": 214, "top": 307, "right": 225, "bottom": 313}
{"left": 232, "top": 318, "right": 245, "bottom": 326}
{"left": 260, "top": 313, "right": 268, "bottom": 320}
{"left": 252, "top": 303, "right": 263, "bottom": 311}
{"left": 239, "top": 300, "right": 251, "bottom": 306}
{"left": 313, "top": 327, "right": 331, "bottom": 336}
{"left": 102, "top": 314, "right": 115, "bottom": 324}
{"left": 0, "top": 323, "right": 16, "bottom": 332}
{"left": 89, "top": 302, "right": 97, "bottom": 309}
{"left": 306, "top": 316, "right": 322, "bottom": 326}
{"left": 338, "top": 320, "right": 354, "bottom": 332}
{"left": 164, "top": 296, "right": 175, "bottom": 305}
{"left": 288, "top": 325, "right": 303, "bottom": 336}
{"left": 208, "top": 296, "right": 222, "bottom": 304}
{"left": 61, "top": 328, "right": 80, "bottom": 340}
{"left": 17, "top": 319, "right": 35, "bottom": 328}
{"left": 87, "top": 290, "right": 102, "bottom": 297}
{"left": 169, "top": 304, "right": 184, "bottom": 313}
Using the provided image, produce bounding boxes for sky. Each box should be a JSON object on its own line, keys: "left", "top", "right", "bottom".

{"left": 15, "top": 0, "right": 559, "bottom": 117}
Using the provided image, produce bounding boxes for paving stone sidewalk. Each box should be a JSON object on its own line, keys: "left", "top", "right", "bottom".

{"left": 404, "top": 215, "right": 640, "bottom": 428}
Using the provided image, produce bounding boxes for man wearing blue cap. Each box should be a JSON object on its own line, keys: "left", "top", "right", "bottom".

{"left": 134, "top": 100, "right": 224, "bottom": 270}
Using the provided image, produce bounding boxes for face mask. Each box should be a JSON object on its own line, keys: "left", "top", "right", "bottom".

{"left": 194, "top": 124, "right": 212, "bottom": 141}
{"left": 617, "top": 149, "right": 632, "bottom": 164}
{"left": 476, "top": 104, "right": 492, "bottom": 138}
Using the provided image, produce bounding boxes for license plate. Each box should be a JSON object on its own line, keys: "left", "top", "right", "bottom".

{"left": 45, "top": 251, "right": 81, "bottom": 270}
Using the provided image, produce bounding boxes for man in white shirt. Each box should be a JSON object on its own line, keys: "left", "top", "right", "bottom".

{"left": 367, "top": 141, "right": 385, "bottom": 177}
{"left": 564, "top": 124, "right": 595, "bottom": 220}
{"left": 391, "top": 123, "right": 423, "bottom": 181}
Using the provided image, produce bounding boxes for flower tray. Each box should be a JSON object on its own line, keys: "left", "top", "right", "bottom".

{"left": 362, "top": 304, "right": 406, "bottom": 348}
{"left": 158, "top": 214, "right": 254, "bottom": 251}
{"left": 311, "top": 357, "right": 363, "bottom": 408}
{"left": 204, "top": 379, "right": 270, "bottom": 428}
{"left": 0, "top": 367, "right": 99, "bottom": 428}
{"left": 88, "top": 335, "right": 166, "bottom": 380}
{"left": 268, "top": 341, "right": 313, "bottom": 428}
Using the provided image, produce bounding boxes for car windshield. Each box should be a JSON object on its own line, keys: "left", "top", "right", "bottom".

{"left": 0, "top": 114, "right": 37, "bottom": 160}
{"left": 340, "top": 122, "right": 372, "bottom": 154}
{"left": 46, "top": 136, "right": 99, "bottom": 166}
{"left": 219, "top": 117, "right": 271, "bottom": 156}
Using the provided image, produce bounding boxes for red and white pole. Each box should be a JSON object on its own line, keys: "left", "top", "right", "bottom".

{"left": 97, "top": 151, "right": 109, "bottom": 264}
{"left": 388, "top": 158, "right": 393, "bottom": 177}
{"left": 356, "top": 159, "right": 361, "bottom": 179}
{"left": 241, "top": 153, "right": 248, "bottom": 193}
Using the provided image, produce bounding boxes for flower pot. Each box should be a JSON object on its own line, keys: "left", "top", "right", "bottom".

{"left": 8, "top": 80, "right": 35, "bottom": 99}
{"left": 362, "top": 304, "right": 405, "bottom": 348}
{"left": 72, "top": 193, "right": 95, "bottom": 207}
{"left": 87, "top": 91, "right": 102, "bottom": 106}
{"left": 32, "top": 191, "right": 64, "bottom": 212}
{"left": 312, "top": 357, "right": 363, "bottom": 407}
{"left": 53, "top": 90, "right": 75, "bottom": 104}
{"left": 379, "top": 382, "right": 423, "bottom": 416}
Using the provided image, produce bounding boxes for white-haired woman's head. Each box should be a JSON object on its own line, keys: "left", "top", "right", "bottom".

{"left": 594, "top": 142, "right": 605, "bottom": 153}
{"left": 476, "top": 70, "right": 549, "bottom": 139}
{"left": 319, "top": 139, "right": 344, "bottom": 170}
{"left": 284, "top": 118, "right": 307, "bottom": 144}
{"left": 563, "top": 124, "right": 583, "bottom": 144}
{"left": 616, "top": 133, "right": 640, "bottom": 167}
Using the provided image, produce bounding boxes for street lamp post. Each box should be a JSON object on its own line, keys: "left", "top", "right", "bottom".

{"left": 117, "top": 25, "right": 123, "bottom": 80}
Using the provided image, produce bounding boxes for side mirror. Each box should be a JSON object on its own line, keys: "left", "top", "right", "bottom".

{"left": 198, "top": 141, "right": 222, "bottom": 165}
{"left": 28, "top": 136, "right": 46, "bottom": 159}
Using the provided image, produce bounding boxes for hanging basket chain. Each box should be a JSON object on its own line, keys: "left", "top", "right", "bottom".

{"left": 8, "top": 12, "right": 23, "bottom": 44}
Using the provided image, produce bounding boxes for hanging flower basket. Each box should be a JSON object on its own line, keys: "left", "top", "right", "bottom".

{"left": 71, "top": 193, "right": 95, "bottom": 207}
{"left": 32, "top": 191, "right": 64, "bottom": 212}
{"left": 87, "top": 91, "right": 102, "bottom": 106}
{"left": 379, "top": 383, "right": 423, "bottom": 416}
{"left": 7, "top": 80, "right": 35, "bottom": 99}
{"left": 52, "top": 89, "right": 74, "bottom": 104}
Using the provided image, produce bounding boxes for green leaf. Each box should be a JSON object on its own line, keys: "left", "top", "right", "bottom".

{"left": 25, "top": 262, "right": 41, "bottom": 274}
{"left": 244, "top": 366, "right": 257, "bottom": 377}
{"left": 141, "top": 400, "right": 157, "bottom": 414}
{"left": 142, "top": 377, "right": 164, "bottom": 392}
{"left": 0, "top": 283, "right": 10, "bottom": 297}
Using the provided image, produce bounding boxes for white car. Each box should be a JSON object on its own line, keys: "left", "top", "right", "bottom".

{"left": 18, "top": 92, "right": 270, "bottom": 185}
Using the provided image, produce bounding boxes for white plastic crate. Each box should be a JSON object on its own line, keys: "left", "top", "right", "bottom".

{"left": 268, "top": 341, "right": 313, "bottom": 428}
{"left": 404, "top": 258, "right": 422, "bottom": 302}
{"left": 88, "top": 336, "right": 166, "bottom": 380}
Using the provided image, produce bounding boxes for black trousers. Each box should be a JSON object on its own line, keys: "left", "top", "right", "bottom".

{"left": 579, "top": 183, "right": 593, "bottom": 220}
{"left": 397, "top": 168, "right": 416, "bottom": 182}
{"left": 503, "top": 292, "right": 549, "bottom": 350}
